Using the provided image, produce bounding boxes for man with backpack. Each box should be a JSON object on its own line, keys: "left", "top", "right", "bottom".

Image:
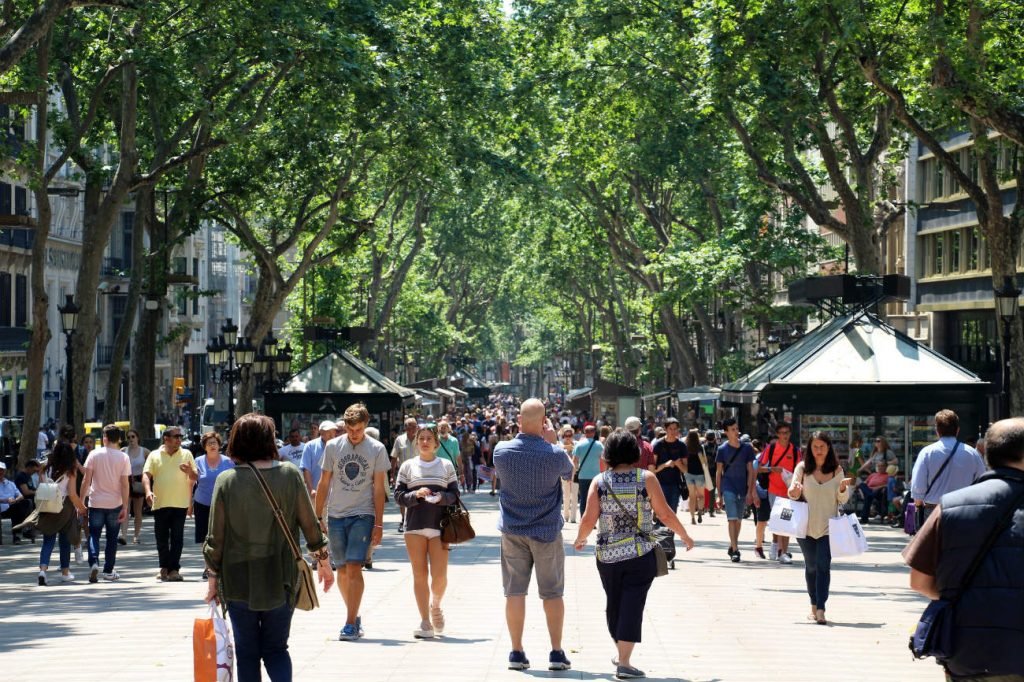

{"left": 756, "top": 422, "right": 800, "bottom": 564}
{"left": 904, "top": 417, "right": 1024, "bottom": 680}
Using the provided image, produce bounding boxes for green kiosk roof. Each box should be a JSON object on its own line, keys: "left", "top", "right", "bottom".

{"left": 722, "top": 311, "right": 986, "bottom": 406}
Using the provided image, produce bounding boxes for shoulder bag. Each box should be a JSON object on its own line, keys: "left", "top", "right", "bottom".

{"left": 439, "top": 496, "right": 476, "bottom": 544}
{"left": 915, "top": 441, "right": 961, "bottom": 529}
{"left": 247, "top": 464, "right": 319, "bottom": 611}
{"left": 573, "top": 439, "right": 598, "bottom": 483}
{"left": 603, "top": 471, "right": 668, "bottom": 577}
{"left": 696, "top": 450, "right": 714, "bottom": 491}
{"left": 910, "top": 482, "right": 1024, "bottom": 660}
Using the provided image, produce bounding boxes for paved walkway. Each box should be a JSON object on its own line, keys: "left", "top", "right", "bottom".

{"left": 0, "top": 494, "right": 942, "bottom": 681}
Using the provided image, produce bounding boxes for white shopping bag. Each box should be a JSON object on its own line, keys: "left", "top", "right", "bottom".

{"left": 768, "top": 497, "right": 808, "bottom": 538}
{"left": 829, "top": 514, "right": 868, "bottom": 558}
{"left": 194, "top": 604, "right": 234, "bottom": 682}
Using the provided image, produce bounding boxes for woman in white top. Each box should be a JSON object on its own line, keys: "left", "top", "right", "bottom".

{"left": 560, "top": 426, "right": 579, "bottom": 523}
{"left": 121, "top": 429, "right": 149, "bottom": 544}
{"left": 788, "top": 431, "right": 854, "bottom": 624}
{"left": 36, "top": 441, "right": 87, "bottom": 585}
{"left": 394, "top": 426, "right": 460, "bottom": 639}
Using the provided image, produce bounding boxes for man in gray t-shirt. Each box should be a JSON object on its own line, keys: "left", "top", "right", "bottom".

{"left": 314, "top": 403, "right": 388, "bottom": 640}
{"left": 321, "top": 433, "right": 390, "bottom": 518}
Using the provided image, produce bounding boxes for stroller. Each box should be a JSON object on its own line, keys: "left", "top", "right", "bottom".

{"left": 651, "top": 527, "right": 677, "bottom": 569}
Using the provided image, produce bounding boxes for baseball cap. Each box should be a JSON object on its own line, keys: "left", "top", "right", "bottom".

{"left": 319, "top": 420, "right": 338, "bottom": 431}
{"left": 624, "top": 416, "right": 642, "bottom": 432}
{"left": 0, "top": 462, "right": 6, "bottom": 470}
{"left": 740, "top": 433, "right": 751, "bottom": 444}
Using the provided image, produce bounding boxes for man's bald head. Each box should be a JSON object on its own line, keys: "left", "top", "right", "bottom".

{"left": 985, "top": 418, "right": 1024, "bottom": 469}
{"left": 519, "top": 399, "right": 546, "bottom": 434}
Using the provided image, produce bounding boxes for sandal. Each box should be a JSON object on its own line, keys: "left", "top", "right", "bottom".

{"left": 430, "top": 604, "right": 445, "bottom": 634}
{"left": 815, "top": 609, "right": 827, "bottom": 625}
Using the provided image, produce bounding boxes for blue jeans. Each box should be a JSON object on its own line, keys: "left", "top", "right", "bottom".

{"left": 578, "top": 478, "right": 594, "bottom": 516}
{"left": 721, "top": 489, "right": 745, "bottom": 520}
{"left": 39, "top": 531, "right": 71, "bottom": 570}
{"left": 227, "top": 600, "right": 294, "bottom": 682}
{"left": 327, "top": 515, "right": 374, "bottom": 564}
{"left": 660, "top": 483, "right": 681, "bottom": 514}
{"left": 88, "top": 506, "right": 122, "bottom": 573}
{"left": 796, "top": 535, "right": 832, "bottom": 609}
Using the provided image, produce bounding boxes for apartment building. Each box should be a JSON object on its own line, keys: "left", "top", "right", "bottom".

{"left": 905, "top": 134, "right": 1023, "bottom": 414}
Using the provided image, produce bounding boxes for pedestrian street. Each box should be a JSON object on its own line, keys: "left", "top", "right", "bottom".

{"left": 0, "top": 493, "right": 939, "bottom": 681}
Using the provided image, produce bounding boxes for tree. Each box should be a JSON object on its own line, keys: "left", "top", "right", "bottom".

{"left": 843, "top": 0, "right": 1024, "bottom": 414}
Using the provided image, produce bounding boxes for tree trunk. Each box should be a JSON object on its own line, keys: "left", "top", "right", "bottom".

{"left": 18, "top": 32, "right": 52, "bottom": 467}
{"left": 130, "top": 189, "right": 158, "bottom": 439}
{"left": 660, "top": 307, "right": 704, "bottom": 386}
{"left": 102, "top": 193, "right": 145, "bottom": 423}
{"left": 69, "top": 61, "right": 138, "bottom": 428}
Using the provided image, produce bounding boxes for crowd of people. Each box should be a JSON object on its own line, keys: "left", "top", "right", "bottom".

{"left": 5, "top": 395, "right": 1021, "bottom": 682}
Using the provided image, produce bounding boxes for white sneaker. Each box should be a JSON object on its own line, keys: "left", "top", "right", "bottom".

{"left": 769, "top": 543, "right": 779, "bottom": 561}
{"left": 780, "top": 552, "right": 793, "bottom": 565}
{"left": 60, "top": 573, "right": 76, "bottom": 583}
{"left": 88, "top": 564, "right": 100, "bottom": 583}
{"left": 413, "top": 620, "right": 435, "bottom": 639}
{"left": 102, "top": 571, "right": 120, "bottom": 581}
{"left": 74, "top": 547, "right": 84, "bottom": 564}
{"left": 37, "top": 571, "right": 47, "bottom": 586}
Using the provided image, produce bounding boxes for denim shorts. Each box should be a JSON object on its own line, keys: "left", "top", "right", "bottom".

{"left": 327, "top": 515, "right": 374, "bottom": 564}
{"left": 721, "top": 490, "right": 745, "bottom": 520}
{"left": 683, "top": 473, "right": 706, "bottom": 488}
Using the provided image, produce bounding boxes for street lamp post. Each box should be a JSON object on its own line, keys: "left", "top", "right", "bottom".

{"left": 994, "top": 276, "right": 1021, "bottom": 420}
{"left": 58, "top": 295, "right": 80, "bottom": 430}
{"left": 205, "top": 318, "right": 256, "bottom": 426}
{"left": 253, "top": 332, "right": 294, "bottom": 395}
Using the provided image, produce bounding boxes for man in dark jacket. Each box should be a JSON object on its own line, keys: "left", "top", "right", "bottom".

{"left": 904, "top": 417, "right": 1024, "bottom": 681}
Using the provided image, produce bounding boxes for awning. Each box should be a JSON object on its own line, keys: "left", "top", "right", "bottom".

{"left": 677, "top": 385, "right": 722, "bottom": 403}
{"left": 283, "top": 349, "right": 415, "bottom": 398}
{"left": 641, "top": 389, "right": 673, "bottom": 401}
{"left": 434, "top": 388, "right": 456, "bottom": 398}
{"left": 566, "top": 386, "right": 594, "bottom": 402}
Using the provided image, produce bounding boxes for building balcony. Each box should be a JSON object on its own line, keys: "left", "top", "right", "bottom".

{"left": 101, "top": 257, "right": 130, "bottom": 278}
{"left": 0, "top": 228, "right": 34, "bottom": 250}
{"left": 96, "top": 344, "right": 130, "bottom": 367}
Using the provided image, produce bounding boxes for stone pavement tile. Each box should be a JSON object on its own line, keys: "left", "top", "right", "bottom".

{"left": 0, "top": 497, "right": 943, "bottom": 681}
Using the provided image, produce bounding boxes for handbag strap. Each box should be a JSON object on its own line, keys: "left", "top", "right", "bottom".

{"left": 246, "top": 463, "right": 303, "bottom": 563}
{"left": 923, "top": 441, "right": 961, "bottom": 499}
{"left": 577, "top": 438, "right": 597, "bottom": 471}
{"left": 948, "top": 481, "right": 1024, "bottom": 605}
{"left": 603, "top": 471, "right": 656, "bottom": 544}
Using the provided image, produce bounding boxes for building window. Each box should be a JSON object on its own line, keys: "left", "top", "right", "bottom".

{"left": 0, "top": 273, "right": 10, "bottom": 325}
{"left": 14, "top": 274, "right": 26, "bottom": 326}
{"left": 933, "top": 233, "right": 945, "bottom": 275}
{"left": 950, "top": 230, "right": 961, "bottom": 273}
{"left": 968, "top": 229, "right": 980, "bottom": 271}
{"left": 14, "top": 185, "right": 27, "bottom": 216}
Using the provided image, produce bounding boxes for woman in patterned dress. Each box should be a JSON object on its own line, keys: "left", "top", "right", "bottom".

{"left": 574, "top": 430, "right": 695, "bottom": 680}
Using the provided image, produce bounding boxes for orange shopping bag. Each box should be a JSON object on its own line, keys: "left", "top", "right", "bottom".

{"left": 194, "top": 605, "right": 234, "bottom": 681}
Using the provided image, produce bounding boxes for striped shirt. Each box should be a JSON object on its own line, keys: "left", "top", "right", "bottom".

{"left": 493, "top": 433, "right": 574, "bottom": 543}
{"left": 394, "top": 456, "right": 459, "bottom": 532}
{"left": 596, "top": 469, "right": 656, "bottom": 563}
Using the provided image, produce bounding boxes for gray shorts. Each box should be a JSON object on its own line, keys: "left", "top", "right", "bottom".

{"left": 500, "top": 533, "right": 565, "bottom": 599}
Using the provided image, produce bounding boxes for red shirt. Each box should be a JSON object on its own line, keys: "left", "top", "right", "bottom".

{"left": 758, "top": 440, "right": 800, "bottom": 498}
{"left": 638, "top": 437, "right": 657, "bottom": 471}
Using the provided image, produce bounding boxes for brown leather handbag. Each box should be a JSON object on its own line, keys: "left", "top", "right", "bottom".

{"left": 439, "top": 497, "right": 476, "bottom": 544}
